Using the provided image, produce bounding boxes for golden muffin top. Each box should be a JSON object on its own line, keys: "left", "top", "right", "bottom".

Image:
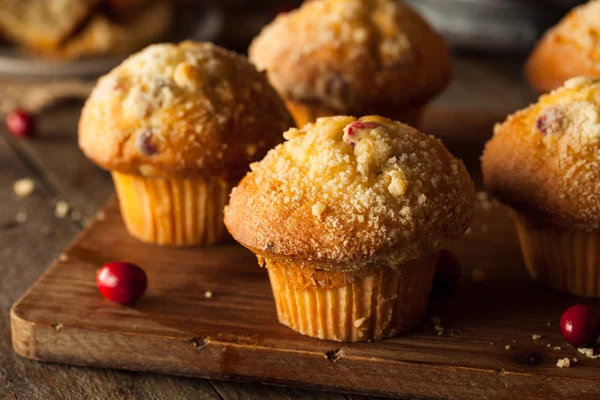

{"left": 79, "top": 41, "right": 293, "bottom": 179}
{"left": 249, "top": 0, "right": 451, "bottom": 115}
{"left": 482, "top": 77, "right": 600, "bottom": 229}
{"left": 526, "top": 0, "right": 600, "bottom": 93}
{"left": 224, "top": 116, "right": 474, "bottom": 272}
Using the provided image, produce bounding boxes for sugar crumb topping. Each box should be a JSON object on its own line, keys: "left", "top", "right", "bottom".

{"left": 234, "top": 115, "right": 473, "bottom": 267}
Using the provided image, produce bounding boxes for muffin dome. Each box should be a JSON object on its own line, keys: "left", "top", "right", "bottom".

{"left": 248, "top": 0, "right": 452, "bottom": 116}
{"left": 482, "top": 77, "right": 600, "bottom": 229}
{"left": 526, "top": 0, "right": 600, "bottom": 93}
{"left": 79, "top": 41, "right": 293, "bottom": 179}
{"left": 224, "top": 116, "right": 474, "bottom": 271}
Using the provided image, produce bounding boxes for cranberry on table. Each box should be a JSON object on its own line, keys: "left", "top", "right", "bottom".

{"left": 96, "top": 262, "right": 147, "bottom": 305}
{"left": 6, "top": 109, "right": 35, "bottom": 138}
{"left": 560, "top": 304, "right": 600, "bottom": 347}
{"left": 431, "top": 249, "right": 461, "bottom": 293}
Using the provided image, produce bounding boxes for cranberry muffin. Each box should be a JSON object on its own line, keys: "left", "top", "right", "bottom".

{"left": 225, "top": 115, "right": 473, "bottom": 341}
{"left": 79, "top": 41, "right": 293, "bottom": 246}
{"left": 482, "top": 77, "right": 600, "bottom": 296}
{"left": 249, "top": 0, "right": 452, "bottom": 127}
{"left": 526, "top": 0, "right": 600, "bottom": 93}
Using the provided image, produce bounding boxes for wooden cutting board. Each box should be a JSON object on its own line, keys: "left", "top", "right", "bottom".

{"left": 10, "top": 110, "right": 600, "bottom": 400}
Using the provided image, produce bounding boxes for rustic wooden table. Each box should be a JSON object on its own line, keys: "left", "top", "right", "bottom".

{"left": 0, "top": 55, "right": 537, "bottom": 400}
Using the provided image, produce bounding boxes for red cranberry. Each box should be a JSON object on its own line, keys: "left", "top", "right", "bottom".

{"left": 137, "top": 129, "right": 159, "bottom": 155}
{"left": 431, "top": 249, "right": 461, "bottom": 293}
{"left": 6, "top": 109, "right": 35, "bottom": 138}
{"left": 560, "top": 304, "right": 600, "bottom": 347}
{"left": 97, "top": 262, "right": 147, "bottom": 305}
{"left": 535, "top": 106, "right": 562, "bottom": 135}
{"left": 343, "top": 121, "right": 378, "bottom": 145}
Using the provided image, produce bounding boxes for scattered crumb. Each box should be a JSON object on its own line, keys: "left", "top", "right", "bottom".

{"left": 204, "top": 291, "right": 213, "bottom": 299}
{"left": 556, "top": 358, "right": 571, "bottom": 368}
{"left": 578, "top": 348, "right": 600, "bottom": 359}
{"left": 15, "top": 212, "right": 26, "bottom": 223}
{"left": 554, "top": 346, "right": 562, "bottom": 351}
{"left": 58, "top": 253, "right": 68, "bottom": 262}
{"left": 464, "top": 227, "right": 472, "bottom": 235}
{"left": 13, "top": 178, "right": 35, "bottom": 198}
{"left": 430, "top": 316, "right": 441, "bottom": 325}
{"left": 471, "top": 268, "right": 487, "bottom": 282}
{"left": 532, "top": 334, "right": 542, "bottom": 340}
{"left": 50, "top": 322, "right": 63, "bottom": 332}
{"left": 96, "top": 211, "right": 106, "bottom": 221}
{"left": 434, "top": 325, "right": 444, "bottom": 335}
{"left": 512, "top": 340, "right": 516, "bottom": 343}
{"left": 55, "top": 201, "right": 69, "bottom": 218}
{"left": 546, "top": 322, "right": 551, "bottom": 326}
{"left": 547, "top": 344, "right": 551, "bottom": 347}
{"left": 490, "top": 342, "right": 494, "bottom": 345}
{"left": 354, "top": 317, "right": 367, "bottom": 328}
{"left": 573, "top": 358, "right": 578, "bottom": 363}
{"left": 505, "top": 345, "right": 511, "bottom": 350}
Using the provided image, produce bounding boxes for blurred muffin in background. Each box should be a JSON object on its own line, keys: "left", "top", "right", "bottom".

{"left": 0, "top": 0, "right": 173, "bottom": 60}
{"left": 526, "top": 0, "right": 600, "bottom": 93}
{"left": 249, "top": 0, "right": 452, "bottom": 128}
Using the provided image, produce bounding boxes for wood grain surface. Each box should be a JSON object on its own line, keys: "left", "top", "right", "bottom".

{"left": 11, "top": 104, "right": 600, "bottom": 399}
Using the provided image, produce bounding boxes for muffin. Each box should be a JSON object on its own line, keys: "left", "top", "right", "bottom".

{"left": 526, "top": 0, "right": 600, "bottom": 93}
{"left": 79, "top": 41, "right": 293, "bottom": 246}
{"left": 482, "top": 77, "right": 600, "bottom": 297}
{"left": 249, "top": 0, "right": 452, "bottom": 128}
{"left": 224, "top": 116, "right": 473, "bottom": 341}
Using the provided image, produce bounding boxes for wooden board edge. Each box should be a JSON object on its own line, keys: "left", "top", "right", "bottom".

{"left": 10, "top": 307, "right": 600, "bottom": 400}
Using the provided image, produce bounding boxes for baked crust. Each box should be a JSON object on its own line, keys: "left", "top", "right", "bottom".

{"left": 482, "top": 77, "right": 600, "bottom": 230}
{"left": 79, "top": 41, "right": 294, "bottom": 179}
{"left": 224, "top": 116, "right": 474, "bottom": 272}
{"left": 526, "top": 0, "right": 600, "bottom": 93}
{"left": 248, "top": 0, "right": 452, "bottom": 115}
{"left": 0, "top": 0, "right": 100, "bottom": 51}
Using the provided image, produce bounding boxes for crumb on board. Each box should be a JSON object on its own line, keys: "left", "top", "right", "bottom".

{"left": 554, "top": 346, "right": 562, "bottom": 351}
{"left": 556, "top": 358, "right": 571, "bottom": 368}
{"left": 96, "top": 211, "right": 106, "bottom": 221}
{"left": 204, "top": 291, "right": 213, "bottom": 299}
{"left": 471, "top": 268, "right": 487, "bottom": 282}
{"left": 489, "top": 342, "right": 494, "bottom": 345}
{"left": 13, "top": 178, "right": 35, "bottom": 198}
{"left": 547, "top": 322, "right": 551, "bottom": 326}
{"left": 15, "top": 212, "right": 26, "bottom": 223}
{"left": 547, "top": 344, "right": 551, "bottom": 347}
{"left": 55, "top": 201, "right": 70, "bottom": 218}
{"left": 532, "top": 334, "right": 542, "bottom": 340}
{"left": 578, "top": 348, "right": 600, "bottom": 359}
{"left": 58, "top": 253, "right": 68, "bottom": 262}
{"left": 505, "top": 345, "right": 511, "bottom": 350}
{"left": 434, "top": 325, "right": 444, "bottom": 335}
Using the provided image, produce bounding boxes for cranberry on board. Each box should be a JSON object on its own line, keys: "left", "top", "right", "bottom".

{"left": 6, "top": 109, "right": 35, "bottom": 138}
{"left": 96, "top": 262, "right": 147, "bottom": 305}
{"left": 560, "top": 304, "right": 600, "bottom": 347}
{"left": 431, "top": 249, "right": 461, "bottom": 293}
